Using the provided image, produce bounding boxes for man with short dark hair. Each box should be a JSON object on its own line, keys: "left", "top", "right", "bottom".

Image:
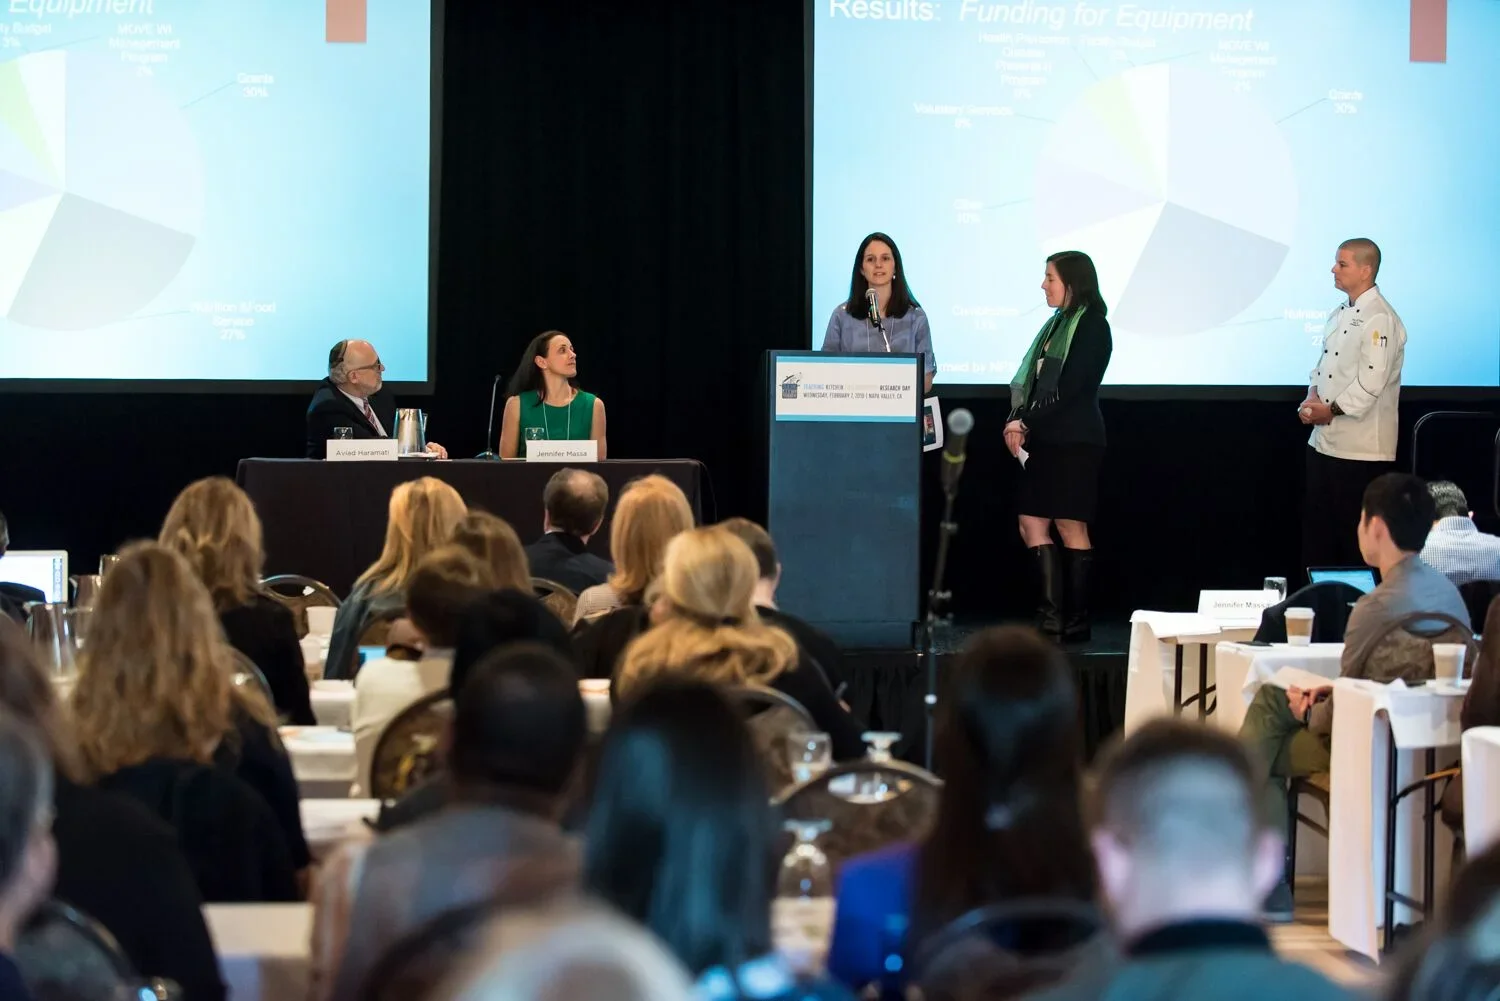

{"left": 1030, "top": 721, "right": 1351, "bottom": 1001}
{"left": 525, "top": 468, "right": 614, "bottom": 594}
{"left": 1240, "top": 472, "right": 1468, "bottom": 918}
{"left": 718, "top": 517, "right": 846, "bottom": 697}
{"left": 1420, "top": 481, "right": 1500, "bottom": 588}
{"left": 304, "top": 339, "right": 447, "bottom": 459}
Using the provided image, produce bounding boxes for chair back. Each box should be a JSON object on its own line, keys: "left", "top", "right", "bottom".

{"left": 910, "top": 898, "right": 1107, "bottom": 1001}
{"left": 229, "top": 649, "right": 279, "bottom": 720}
{"left": 726, "top": 685, "right": 817, "bottom": 795}
{"left": 1360, "top": 611, "right": 1478, "bottom": 685}
{"left": 532, "top": 578, "right": 579, "bottom": 626}
{"left": 1252, "top": 581, "right": 1365, "bottom": 644}
{"left": 369, "top": 690, "right": 453, "bottom": 801}
{"left": 774, "top": 759, "right": 942, "bottom": 873}
{"left": 1460, "top": 580, "right": 1500, "bottom": 633}
{"left": 261, "top": 574, "right": 342, "bottom": 638}
{"left": 16, "top": 898, "right": 181, "bottom": 1001}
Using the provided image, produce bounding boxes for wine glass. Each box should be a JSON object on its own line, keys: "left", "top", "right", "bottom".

{"left": 851, "top": 732, "right": 904, "bottom": 804}
{"left": 774, "top": 819, "right": 835, "bottom": 974}
{"left": 1263, "top": 576, "right": 1288, "bottom": 600}
{"left": 787, "top": 731, "right": 831, "bottom": 785}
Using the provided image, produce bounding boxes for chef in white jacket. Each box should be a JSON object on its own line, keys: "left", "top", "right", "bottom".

{"left": 1297, "top": 238, "right": 1407, "bottom": 570}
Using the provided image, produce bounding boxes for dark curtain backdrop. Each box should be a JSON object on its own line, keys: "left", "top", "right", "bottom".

{"left": 1, "top": 0, "right": 1495, "bottom": 626}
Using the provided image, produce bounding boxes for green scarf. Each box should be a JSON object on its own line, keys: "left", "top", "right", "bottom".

{"left": 1010, "top": 307, "right": 1085, "bottom": 411}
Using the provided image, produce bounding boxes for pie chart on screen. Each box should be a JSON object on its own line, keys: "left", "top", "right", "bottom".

{"left": 1034, "top": 64, "right": 1298, "bottom": 337}
{"left": 0, "top": 50, "right": 203, "bottom": 331}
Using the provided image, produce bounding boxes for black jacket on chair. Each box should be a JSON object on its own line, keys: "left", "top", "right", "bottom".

{"left": 1252, "top": 581, "right": 1366, "bottom": 644}
{"left": 305, "top": 378, "right": 397, "bottom": 458}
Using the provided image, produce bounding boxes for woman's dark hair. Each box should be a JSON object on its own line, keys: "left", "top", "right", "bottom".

{"left": 583, "top": 680, "right": 775, "bottom": 977}
{"left": 1387, "top": 843, "right": 1500, "bottom": 1001}
{"left": 505, "top": 330, "right": 578, "bottom": 403}
{"left": 1046, "top": 250, "right": 1107, "bottom": 317}
{"left": 450, "top": 589, "right": 573, "bottom": 695}
{"left": 912, "top": 625, "right": 1095, "bottom": 942}
{"left": 843, "top": 232, "right": 920, "bottom": 320}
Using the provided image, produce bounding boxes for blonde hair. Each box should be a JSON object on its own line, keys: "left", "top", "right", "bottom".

{"left": 68, "top": 541, "right": 274, "bottom": 781}
{"left": 452, "top": 511, "right": 531, "bottom": 593}
{"left": 616, "top": 527, "right": 797, "bottom": 697}
{"left": 158, "top": 476, "right": 264, "bottom": 611}
{"left": 355, "top": 477, "right": 468, "bottom": 598}
{"left": 607, "top": 476, "right": 695, "bottom": 604}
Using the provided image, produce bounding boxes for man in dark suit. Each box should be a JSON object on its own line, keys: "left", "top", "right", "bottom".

{"left": 304, "top": 339, "right": 447, "bottom": 459}
{"left": 719, "top": 517, "right": 847, "bottom": 699}
{"left": 525, "top": 469, "right": 614, "bottom": 594}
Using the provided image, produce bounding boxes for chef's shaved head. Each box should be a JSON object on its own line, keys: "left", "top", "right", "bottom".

{"left": 1339, "top": 238, "right": 1381, "bottom": 279}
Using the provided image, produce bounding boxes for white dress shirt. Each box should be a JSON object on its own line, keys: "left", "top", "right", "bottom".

{"left": 339, "top": 386, "right": 386, "bottom": 436}
{"left": 352, "top": 649, "right": 452, "bottom": 794}
{"left": 1421, "top": 516, "right": 1500, "bottom": 588}
{"left": 1307, "top": 285, "right": 1406, "bottom": 462}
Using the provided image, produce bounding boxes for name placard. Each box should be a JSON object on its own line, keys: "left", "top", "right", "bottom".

{"left": 526, "top": 440, "right": 599, "bottom": 463}
{"left": 774, "top": 354, "right": 919, "bottom": 423}
{"left": 327, "top": 439, "right": 398, "bottom": 462}
{"left": 1196, "top": 589, "right": 1281, "bottom": 622}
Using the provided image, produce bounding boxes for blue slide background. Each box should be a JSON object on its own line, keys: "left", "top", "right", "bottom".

{"left": 812, "top": 0, "right": 1500, "bottom": 387}
{"left": 0, "top": 0, "right": 431, "bottom": 382}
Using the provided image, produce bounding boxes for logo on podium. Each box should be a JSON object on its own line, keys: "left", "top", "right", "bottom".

{"left": 780, "top": 374, "right": 801, "bottom": 399}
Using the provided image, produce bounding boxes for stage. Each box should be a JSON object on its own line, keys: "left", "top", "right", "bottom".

{"left": 842, "top": 620, "right": 1129, "bottom": 768}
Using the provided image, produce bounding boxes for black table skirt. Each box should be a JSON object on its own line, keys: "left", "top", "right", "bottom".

{"left": 236, "top": 458, "right": 706, "bottom": 597}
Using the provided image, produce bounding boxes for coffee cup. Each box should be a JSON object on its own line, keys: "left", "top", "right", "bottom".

{"left": 1285, "top": 608, "right": 1315, "bottom": 646}
{"left": 1432, "top": 643, "right": 1467, "bottom": 684}
{"left": 306, "top": 606, "right": 337, "bottom": 636}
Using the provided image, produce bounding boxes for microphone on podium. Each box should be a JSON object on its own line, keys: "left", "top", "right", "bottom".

{"left": 475, "top": 373, "right": 503, "bottom": 460}
{"left": 865, "top": 286, "right": 880, "bottom": 323}
{"left": 941, "top": 408, "right": 974, "bottom": 497}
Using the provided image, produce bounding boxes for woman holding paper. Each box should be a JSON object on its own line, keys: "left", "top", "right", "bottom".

{"left": 821, "top": 232, "right": 936, "bottom": 392}
{"left": 1005, "top": 251, "right": 1112, "bottom": 643}
{"left": 499, "top": 330, "right": 608, "bottom": 459}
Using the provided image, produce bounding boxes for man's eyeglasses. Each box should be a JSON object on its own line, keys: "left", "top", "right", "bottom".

{"left": 347, "top": 359, "right": 384, "bottom": 374}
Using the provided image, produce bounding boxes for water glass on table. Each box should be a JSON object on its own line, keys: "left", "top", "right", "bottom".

{"left": 788, "top": 731, "right": 831, "bottom": 785}
{"left": 774, "top": 819, "right": 835, "bottom": 974}
{"left": 1263, "top": 576, "right": 1288, "bottom": 601}
{"left": 332, "top": 426, "right": 354, "bottom": 440}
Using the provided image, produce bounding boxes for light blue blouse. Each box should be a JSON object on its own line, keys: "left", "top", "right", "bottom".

{"left": 821, "top": 304, "right": 935, "bottom": 374}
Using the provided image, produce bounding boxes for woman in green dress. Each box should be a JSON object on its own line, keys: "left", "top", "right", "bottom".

{"left": 499, "top": 330, "right": 608, "bottom": 459}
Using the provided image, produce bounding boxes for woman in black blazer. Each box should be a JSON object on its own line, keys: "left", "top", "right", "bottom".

{"left": 1004, "top": 251, "right": 1113, "bottom": 642}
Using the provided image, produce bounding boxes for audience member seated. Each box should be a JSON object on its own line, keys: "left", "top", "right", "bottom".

{"left": 326, "top": 477, "right": 467, "bottom": 680}
{"left": 719, "top": 517, "right": 847, "bottom": 698}
{"left": 452, "top": 510, "right": 533, "bottom": 592}
{"left": 1029, "top": 720, "right": 1352, "bottom": 1001}
{"left": 1420, "top": 480, "right": 1500, "bottom": 588}
{"left": 1240, "top": 473, "right": 1471, "bottom": 920}
{"left": 68, "top": 543, "right": 299, "bottom": 903}
{"left": 374, "top": 589, "right": 574, "bottom": 832}
{"left": 572, "top": 474, "right": 694, "bottom": 626}
{"left": 159, "top": 476, "right": 316, "bottom": 725}
{"left": 828, "top": 626, "right": 1095, "bottom": 994}
{"left": 0, "top": 620, "right": 225, "bottom": 1001}
{"left": 585, "top": 680, "right": 854, "bottom": 1000}
{"left": 525, "top": 468, "right": 614, "bottom": 594}
{"left": 0, "top": 710, "right": 56, "bottom": 1001}
{"left": 1386, "top": 841, "right": 1500, "bottom": 1001}
{"left": 353, "top": 546, "right": 498, "bottom": 795}
{"left": 0, "top": 511, "right": 43, "bottom": 625}
{"left": 1440, "top": 595, "right": 1500, "bottom": 833}
{"left": 614, "top": 527, "right": 864, "bottom": 760}
{"left": 312, "top": 643, "right": 586, "bottom": 1001}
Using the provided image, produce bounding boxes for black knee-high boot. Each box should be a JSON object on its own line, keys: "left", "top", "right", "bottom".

{"left": 1062, "top": 547, "right": 1093, "bottom": 642}
{"left": 1031, "top": 544, "right": 1064, "bottom": 638}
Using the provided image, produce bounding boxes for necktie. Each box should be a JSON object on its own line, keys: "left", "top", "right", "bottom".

{"left": 362, "top": 400, "right": 378, "bottom": 434}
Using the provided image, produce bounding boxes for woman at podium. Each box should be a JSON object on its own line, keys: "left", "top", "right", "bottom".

{"left": 821, "top": 232, "right": 935, "bottom": 392}
{"left": 1004, "top": 251, "right": 1113, "bottom": 643}
{"left": 499, "top": 330, "right": 609, "bottom": 459}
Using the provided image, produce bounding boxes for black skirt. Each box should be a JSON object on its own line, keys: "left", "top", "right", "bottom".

{"left": 1016, "top": 442, "right": 1104, "bottom": 522}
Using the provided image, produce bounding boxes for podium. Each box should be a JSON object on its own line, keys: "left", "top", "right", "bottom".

{"left": 765, "top": 351, "right": 922, "bottom": 647}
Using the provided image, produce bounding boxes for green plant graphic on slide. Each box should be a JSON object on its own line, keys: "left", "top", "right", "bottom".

{"left": 0, "top": 50, "right": 203, "bottom": 331}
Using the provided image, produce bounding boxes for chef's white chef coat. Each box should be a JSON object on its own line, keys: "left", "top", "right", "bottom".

{"left": 1308, "top": 285, "right": 1406, "bottom": 462}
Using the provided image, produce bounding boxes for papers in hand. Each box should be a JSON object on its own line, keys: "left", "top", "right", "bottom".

{"left": 1017, "top": 447, "right": 1029, "bottom": 468}
{"left": 1267, "top": 667, "right": 1334, "bottom": 691}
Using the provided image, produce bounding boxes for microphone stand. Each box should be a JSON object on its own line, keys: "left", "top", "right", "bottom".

{"left": 921, "top": 475, "right": 961, "bottom": 772}
{"left": 474, "top": 374, "right": 502, "bottom": 460}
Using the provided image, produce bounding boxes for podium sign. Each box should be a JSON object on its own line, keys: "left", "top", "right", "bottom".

{"left": 766, "top": 352, "right": 921, "bottom": 647}
{"left": 525, "top": 440, "right": 599, "bottom": 463}
{"left": 327, "top": 439, "right": 398, "bottom": 461}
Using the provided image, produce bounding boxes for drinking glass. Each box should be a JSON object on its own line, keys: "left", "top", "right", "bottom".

{"left": 774, "top": 819, "right": 835, "bottom": 974}
{"left": 332, "top": 426, "right": 354, "bottom": 440}
{"left": 788, "top": 731, "right": 831, "bottom": 785}
{"left": 98, "top": 554, "right": 120, "bottom": 578}
{"left": 851, "top": 732, "right": 904, "bottom": 804}
{"left": 1263, "top": 576, "right": 1288, "bottom": 600}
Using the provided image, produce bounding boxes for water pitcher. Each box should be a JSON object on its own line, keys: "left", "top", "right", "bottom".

{"left": 26, "top": 602, "right": 77, "bottom": 678}
{"left": 394, "top": 409, "right": 427, "bottom": 455}
{"left": 70, "top": 574, "right": 103, "bottom": 609}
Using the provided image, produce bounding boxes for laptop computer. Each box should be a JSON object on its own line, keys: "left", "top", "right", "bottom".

{"left": 1307, "top": 566, "right": 1378, "bottom": 594}
{"left": 0, "top": 550, "right": 69, "bottom": 603}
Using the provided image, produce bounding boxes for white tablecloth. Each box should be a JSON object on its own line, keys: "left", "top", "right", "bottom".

{"left": 1462, "top": 726, "right": 1500, "bottom": 855}
{"left": 300, "top": 798, "right": 378, "bottom": 860}
{"left": 280, "top": 726, "right": 356, "bottom": 798}
{"left": 1212, "top": 642, "right": 1345, "bottom": 734}
{"left": 1328, "top": 679, "right": 1464, "bottom": 960}
{"left": 204, "top": 903, "right": 312, "bottom": 1001}
{"left": 1124, "top": 612, "right": 1259, "bottom": 733}
{"left": 310, "top": 680, "right": 355, "bottom": 729}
